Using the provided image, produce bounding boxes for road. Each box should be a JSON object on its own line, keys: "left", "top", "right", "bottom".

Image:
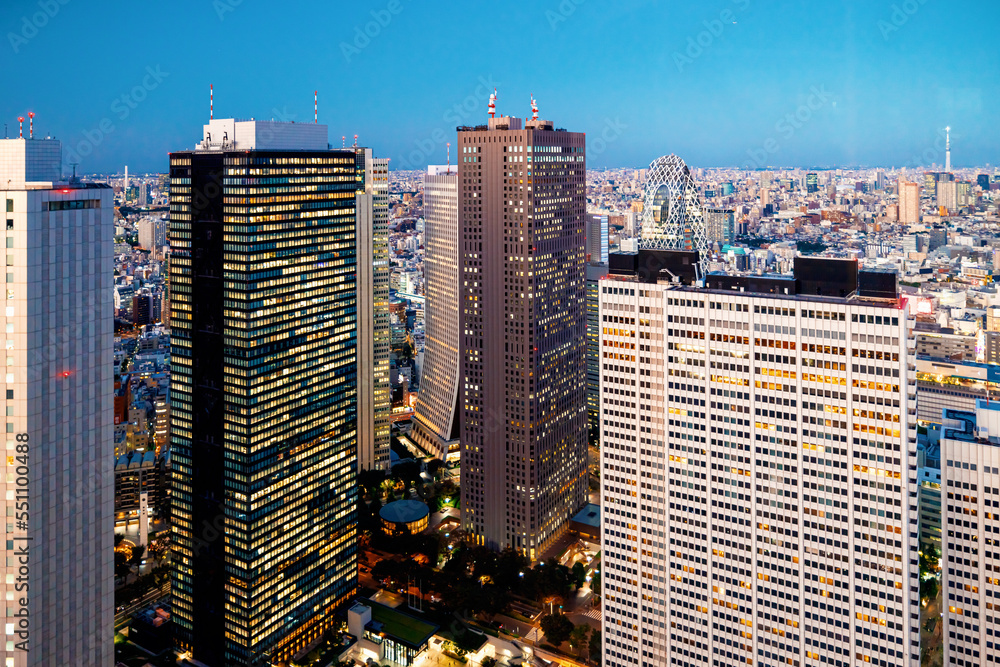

{"left": 115, "top": 582, "right": 169, "bottom": 632}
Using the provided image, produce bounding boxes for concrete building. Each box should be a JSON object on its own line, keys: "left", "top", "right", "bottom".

{"left": 458, "top": 113, "right": 588, "bottom": 557}
{"left": 357, "top": 152, "right": 392, "bottom": 471}
{"left": 137, "top": 217, "right": 167, "bottom": 253}
{"left": 0, "top": 136, "right": 114, "bottom": 666}
{"left": 412, "top": 166, "right": 461, "bottom": 462}
{"left": 599, "top": 254, "right": 920, "bottom": 667}
{"left": 939, "top": 401, "right": 1000, "bottom": 667}
{"left": 899, "top": 179, "right": 920, "bottom": 224}
{"left": 169, "top": 119, "right": 363, "bottom": 666}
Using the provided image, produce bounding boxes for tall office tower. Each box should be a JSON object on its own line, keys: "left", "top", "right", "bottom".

{"left": 357, "top": 152, "right": 391, "bottom": 471}
{"left": 937, "top": 181, "right": 958, "bottom": 213}
{"left": 876, "top": 169, "right": 886, "bottom": 191}
{"left": 169, "top": 119, "right": 362, "bottom": 666}
{"left": 978, "top": 174, "right": 991, "bottom": 190}
{"left": 939, "top": 400, "right": 1000, "bottom": 667}
{"left": 704, "top": 208, "right": 735, "bottom": 246}
{"left": 761, "top": 170, "right": 773, "bottom": 188}
{"left": 0, "top": 137, "right": 114, "bottom": 666}
{"left": 458, "top": 112, "right": 588, "bottom": 557}
{"left": 899, "top": 179, "right": 921, "bottom": 224}
{"left": 139, "top": 180, "right": 149, "bottom": 206}
{"left": 761, "top": 188, "right": 772, "bottom": 210}
{"left": 640, "top": 155, "right": 707, "bottom": 258}
{"left": 599, "top": 253, "right": 920, "bottom": 667}
{"left": 124, "top": 164, "right": 128, "bottom": 196}
{"left": 806, "top": 172, "right": 819, "bottom": 193}
{"left": 586, "top": 262, "right": 609, "bottom": 446}
{"left": 956, "top": 181, "right": 971, "bottom": 208}
{"left": 587, "top": 213, "right": 609, "bottom": 264}
{"left": 412, "top": 165, "right": 461, "bottom": 462}
{"left": 138, "top": 217, "right": 167, "bottom": 252}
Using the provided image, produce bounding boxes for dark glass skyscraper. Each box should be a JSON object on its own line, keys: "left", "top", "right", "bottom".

{"left": 458, "top": 113, "right": 588, "bottom": 558}
{"left": 169, "top": 120, "right": 362, "bottom": 666}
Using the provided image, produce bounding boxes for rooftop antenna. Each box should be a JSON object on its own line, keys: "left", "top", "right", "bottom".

{"left": 447, "top": 142, "right": 451, "bottom": 171}
{"left": 17, "top": 117, "right": 23, "bottom": 139}
{"left": 314, "top": 90, "right": 318, "bottom": 124}
{"left": 342, "top": 135, "right": 345, "bottom": 148}
{"left": 353, "top": 134, "right": 358, "bottom": 148}
{"left": 488, "top": 88, "right": 497, "bottom": 118}
{"left": 3, "top": 124, "right": 6, "bottom": 139}
{"left": 69, "top": 162, "right": 78, "bottom": 182}
{"left": 28, "top": 112, "right": 34, "bottom": 139}
{"left": 531, "top": 94, "right": 538, "bottom": 121}
{"left": 210, "top": 84, "right": 214, "bottom": 121}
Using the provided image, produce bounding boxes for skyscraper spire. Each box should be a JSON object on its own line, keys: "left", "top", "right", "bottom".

{"left": 945, "top": 125, "right": 952, "bottom": 173}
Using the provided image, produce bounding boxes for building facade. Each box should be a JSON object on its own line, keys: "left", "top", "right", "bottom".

{"left": 899, "top": 180, "right": 920, "bottom": 224}
{"left": 357, "top": 152, "right": 391, "bottom": 471}
{"left": 169, "top": 120, "right": 361, "bottom": 666}
{"left": 587, "top": 213, "right": 609, "bottom": 264}
{"left": 587, "top": 262, "right": 609, "bottom": 446}
{"left": 704, "top": 207, "right": 735, "bottom": 246}
{"left": 0, "top": 137, "right": 114, "bottom": 666}
{"left": 412, "top": 166, "right": 461, "bottom": 462}
{"left": 599, "top": 253, "right": 920, "bottom": 667}
{"left": 939, "top": 401, "right": 1000, "bottom": 667}
{"left": 458, "top": 114, "right": 588, "bottom": 557}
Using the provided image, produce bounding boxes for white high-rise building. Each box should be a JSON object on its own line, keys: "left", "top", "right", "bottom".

{"left": 599, "top": 253, "right": 920, "bottom": 667}
{"left": 137, "top": 216, "right": 166, "bottom": 253}
{"left": 939, "top": 400, "right": 1000, "bottom": 667}
{"left": 0, "top": 137, "right": 114, "bottom": 666}
{"left": 356, "top": 151, "right": 391, "bottom": 471}
{"left": 412, "top": 165, "right": 461, "bottom": 461}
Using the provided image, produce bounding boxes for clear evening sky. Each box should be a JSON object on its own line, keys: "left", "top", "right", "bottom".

{"left": 2, "top": 0, "right": 997, "bottom": 173}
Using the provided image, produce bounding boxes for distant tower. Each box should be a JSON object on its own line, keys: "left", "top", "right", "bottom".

{"left": 945, "top": 126, "right": 952, "bottom": 173}
{"left": 639, "top": 154, "right": 708, "bottom": 260}
{"left": 124, "top": 165, "right": 128, "bottom": 195}
{"left": 488, "top": 88, "right": 497, "bottom": 118}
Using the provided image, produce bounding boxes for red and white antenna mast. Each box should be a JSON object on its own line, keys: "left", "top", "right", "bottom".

{"left": 342, "top": 135, "right": 345, "bottom": 148}
{"left": 314, "top": 90, "right": 318, "bottom": 124}
{"left": 353, "top": 134, "right": 358, "bottom": 147}
{"left": 447, "top": 142, "right": 451, "bottom": 171}
{"left": 28, "top": 112, "right": 34, "bottom": 139}
{"left": 17, "top": 117, "right": 23, "bottom": 139}
{"left": 210, "top": 84, "right": 214, "bottom": 120}
{"left": 488, "top": 88, "right": 497, "bottom": 118}
{"left": 531, "top": 94, "right": 538, "bottom": 121}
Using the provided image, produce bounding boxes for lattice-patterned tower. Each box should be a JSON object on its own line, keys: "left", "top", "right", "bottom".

{"left": 638, "top": 154, "right": 708, "bottom": 259}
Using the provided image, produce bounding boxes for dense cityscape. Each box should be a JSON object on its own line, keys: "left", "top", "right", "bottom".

{"left": 2, "top": 2, "right": 999, "bottom": 667}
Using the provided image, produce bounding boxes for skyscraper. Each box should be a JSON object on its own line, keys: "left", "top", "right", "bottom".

{"left": 939, "top": 400, "right": 1000, "bottom": 667}
{"left": 704, "top": 207, "right": 735, "bottom": 246}
{"left": 586, "top": 213, "right": 609, "bottom": 264}
{"left": 0, "top": 136, "right": 114, "bottom": 666}
{"left": 586, "top": 262, "right": 608, "bottom": 446}
{"left": 639, "top": 155, "right": 707, "bottom": 258}
{"left": 458, "top": 111, "right": 588, "bottom": 557}
{"left": 412, "top": 165, "right": 461, "bottom": 462}
{"left": 899, "top": 179, "right": 920, "bottom": 224}
{"left": 357, "top": 152, "right": 391, "bottom": 471}
{"left": 806, "top": 171, "right": 818, "bottom": 193}
{"left": 937, "top": 180, "right": 958, "bottom": 213}
{"left": 169, "top": 119, "right": 361, "bottom": 666}
{"left": 599, "top": 253, "right": 920, "bottom": 667}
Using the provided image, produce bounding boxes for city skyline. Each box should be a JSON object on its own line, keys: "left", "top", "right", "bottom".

{"left": 3, "top": 1, "right": 1000, "bottom": 172}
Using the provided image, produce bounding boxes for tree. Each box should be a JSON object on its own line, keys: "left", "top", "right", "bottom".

{"left": 481, "top": 657, "right": 498, "bottom": 667}
{"left": 569, "top": 624, "right": 590, "bottom": 654}
{"left": 539, "top": 612, "right": 574, "bottom": 646}
{"left": 129, "top": 545, "right": 146, "bottom": 568}
{"left": 589, "top": 629, "right": 602, "bottom": 666}
{"left": 920, "top": 576, "right": 939, "bottom": 602}
{"left": 571, "top": 562, "right": 587, "bottom": 589}
{"left": 591, "top": 571, "right": 601, "bottom": 596}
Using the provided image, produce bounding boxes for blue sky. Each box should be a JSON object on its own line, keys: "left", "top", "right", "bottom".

{"left": 2, "top": 0, "right": 997, "bottom": 173}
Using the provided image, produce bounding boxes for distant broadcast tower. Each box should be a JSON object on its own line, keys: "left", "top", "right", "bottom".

{"left": 945, "top": 126, "right": 952, "bottom": 173}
